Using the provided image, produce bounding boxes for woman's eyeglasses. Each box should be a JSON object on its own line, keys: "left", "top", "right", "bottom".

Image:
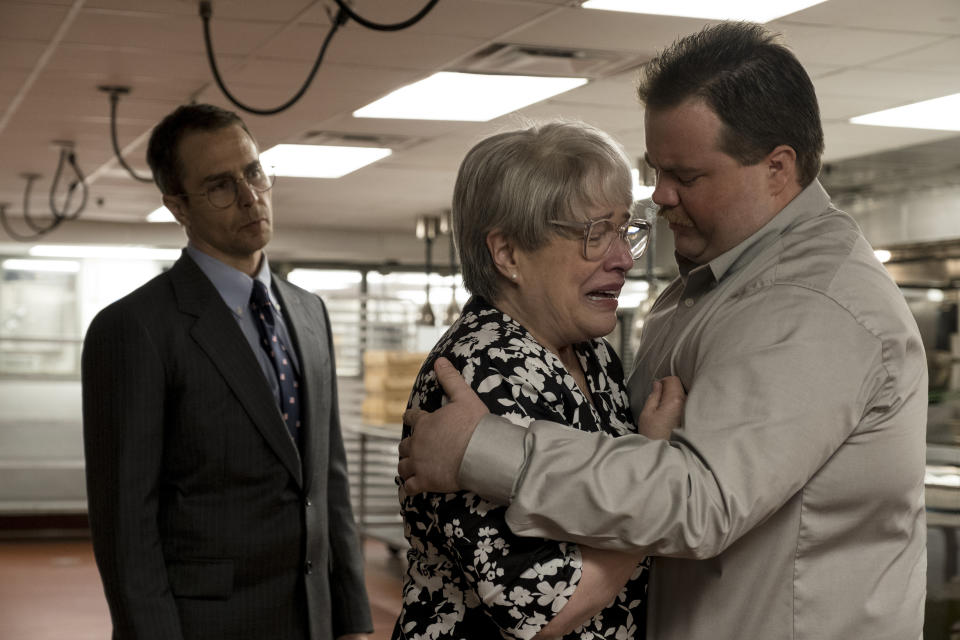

{"left": 548, "top": 216, "right": 651, "bottom": 261}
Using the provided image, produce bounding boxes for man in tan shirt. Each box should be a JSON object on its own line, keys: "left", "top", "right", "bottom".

{"left": 399, "top": 22, "right": 927, "bottom": 639}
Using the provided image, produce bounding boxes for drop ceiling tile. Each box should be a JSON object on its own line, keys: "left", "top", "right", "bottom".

{"left": 548, "top": 75, "right": 643, "bottom": 110}
{"left": 780, "top": 0, "right": 960, "bottom": 35}
{"left": 0, "top": 40, "right": 48, "bottom": 70}
{"left": 44, "top": 43, "right": 212, "bottom": 82}
{"left": 823, "top": 121, "right": 956, "bottom": 162}
{"left": 505, "top": 7, "right": 709, "bottom": 56}
{"left": 815, "top": 68, "right": 960, "bottom": 103}
{"left": 19, "top": 71, "right": 202, "bottom": 103}
{"left": 65, "top": 9, "right": 282, "bottom": 54}
{"left": 0, "top": 2, "right": 72, "bottom": 40}
{"left": 866, "top": 37, "right": 960, "bottom": 75}
{"left": 819, "top": 94, "right": 909, "bottom": 122}
{"left": 775, "top": 23, "right": 943, "bottom": 68}
{"left": 83, "top": 0, "right": 310, "bottom": 21}
{"left": 406, "top": 0, "right": 556, "bottom": 39}
{"left": 260, "top": 23, "right": 486, "bottom": 72}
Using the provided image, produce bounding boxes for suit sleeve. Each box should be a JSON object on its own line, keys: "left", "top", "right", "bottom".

{"left": 462, "top": 287, "right": 887, "bottom": 557}
{"left": 319, "top": 300, "right": 374, "bottom": 636}
{"left": 81, "top": 303, "right": 184, "bottom": 639}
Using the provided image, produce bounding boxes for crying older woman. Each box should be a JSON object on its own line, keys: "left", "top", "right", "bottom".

{"left": 393, "top": 120, "right": 684, "bottom": 640}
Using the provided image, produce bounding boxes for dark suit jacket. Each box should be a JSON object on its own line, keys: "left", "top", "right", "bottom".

{"left": 82, "top": 253, "right": 372, "bottom": 640}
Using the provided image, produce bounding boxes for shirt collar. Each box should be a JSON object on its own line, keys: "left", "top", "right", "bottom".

{"left": 680, "top": 179, "right": 832, "bottom": 283}
{"left": 185, "top": 244, "right": 274, "bottom": 318}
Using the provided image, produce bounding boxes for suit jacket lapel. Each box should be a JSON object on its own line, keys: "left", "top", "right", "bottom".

{"left": 274, "top": 279, "right": 330, "bottom": 493}
{"left": 170, "top": 256, "right": 303, "bottom": 486}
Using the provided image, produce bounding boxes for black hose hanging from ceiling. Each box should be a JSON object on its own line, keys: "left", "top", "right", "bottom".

{"left": 59, "top": 151, "right": 89, "bottom": 221}
{"left": 0, "top": 176, "right": 63, "bottom": 242}
{"left": 0, "top": 203, "right": 56, "bottom": 242}
{"left": 102, "top": 87, "right": 153, "bottom": 183}
{"left": 199, "top": 1, "right": 347, "bottom": 116}
{"left": 331, "top": 0, "right": 440, "bottom": 32}
{"left": 20, "top": 173, "right": 55, "bottom": 234}
{"left": 0, "top": 147, "right": 90, "bottom": 242}
{"left": 48, "top": 147, "right": 88, "bottom": 220}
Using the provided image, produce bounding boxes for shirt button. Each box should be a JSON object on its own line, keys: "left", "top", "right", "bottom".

{"left": 305, "top": 498, "right": 313, "bottom": 507}
{"left": 304, "top": 560, "right": 313, "bottom": 575}
{"left": 684, "top": 298, "right": 695, "bottom": 308}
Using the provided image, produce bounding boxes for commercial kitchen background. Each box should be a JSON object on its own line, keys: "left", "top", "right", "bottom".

{"left": 0, "top": 0, "right": 958, "bottom": 638}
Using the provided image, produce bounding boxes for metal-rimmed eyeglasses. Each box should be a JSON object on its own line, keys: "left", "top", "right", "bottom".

{"left": 176, "top": 162, "right": 276, "bottom": 209}
{"left": 548, "top": 215, "right": 652, "bottom": 261}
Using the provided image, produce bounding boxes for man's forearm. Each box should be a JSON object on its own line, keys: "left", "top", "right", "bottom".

{"left": 469, "top": 418, "right": 723, "bottom": 556}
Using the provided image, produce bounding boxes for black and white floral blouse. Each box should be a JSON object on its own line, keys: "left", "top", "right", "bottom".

{"left": 392, "top": 296, "right": 648, "bottom": 640}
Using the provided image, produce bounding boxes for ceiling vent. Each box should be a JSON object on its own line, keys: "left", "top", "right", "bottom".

{"left": 299, "top": 130, "right": 417, "bottom": 150}
{"left": 457, "top": 43, "right": 647, "bottom": 79}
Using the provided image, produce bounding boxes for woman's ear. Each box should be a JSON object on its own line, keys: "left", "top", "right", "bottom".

{"left": 486, "top": 229, "right": 520, "bottom": 281}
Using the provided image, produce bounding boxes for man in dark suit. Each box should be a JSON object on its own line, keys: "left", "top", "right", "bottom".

{"left": 81, "top": 103, "right": 373, "bottom": 640}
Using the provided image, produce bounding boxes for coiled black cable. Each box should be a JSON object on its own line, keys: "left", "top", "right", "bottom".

{"left": 331, "top": 0, "right": 440, "bottom": 31}
{"left": 199, "top": 1, "right": 347, "bottom": 116}
{"left": 199, "top": 0, "right": 441, "bottom": 116}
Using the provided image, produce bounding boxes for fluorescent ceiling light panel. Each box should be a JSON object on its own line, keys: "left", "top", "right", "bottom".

{"left": 147, "top": 206, "right": 176, "bottom": 223}
{"left": 850, "top": 93, "right": 960, "bottom": 132}
{"left": 29, "top": 245, "right": 182, "bottom": 261}
{"left": 260, "top": 144, "right": 391, "bottom": 179}
{"left": 353, "top": 72, "right": 588, "bottom": 122}
{"left": 581, "top": 0, "right": 828, "bottom": 22}
{"left": 2, "top": 258, "right": 80, "bottom": 273}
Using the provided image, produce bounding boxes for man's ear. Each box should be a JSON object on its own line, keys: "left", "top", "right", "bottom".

{"left": 766, "top": 145, "right": 798, "bottom": 195}
{"left": 162, "top": 195, "right": 189, "bottom": 229}
{"left": 486, "top": 229, "right": 520, "bottom": 281}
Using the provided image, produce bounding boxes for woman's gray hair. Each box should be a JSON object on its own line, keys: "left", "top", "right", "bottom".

{"left": 453, "top": 120, "right": 633, "bottom": 302}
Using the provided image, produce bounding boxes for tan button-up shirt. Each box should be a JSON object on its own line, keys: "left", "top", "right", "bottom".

{"left": 460, "top": 181, "right": 928, "bottom": 639}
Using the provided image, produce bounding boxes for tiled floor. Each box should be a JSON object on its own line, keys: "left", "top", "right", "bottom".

{"left": 0, "top": 533, "right": 404, "bottom": 639}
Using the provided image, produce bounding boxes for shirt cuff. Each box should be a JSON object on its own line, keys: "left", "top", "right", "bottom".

{"left": 458, "top": 413, "right": 527, "bottom": 504}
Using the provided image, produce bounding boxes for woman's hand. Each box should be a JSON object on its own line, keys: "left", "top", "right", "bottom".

{"left": 637, "top": 376, "right": 686, "bottom": 440}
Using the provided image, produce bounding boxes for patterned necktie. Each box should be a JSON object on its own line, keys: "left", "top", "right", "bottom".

{"left": 249, "top": 280, "right": 301, "bottom": 447}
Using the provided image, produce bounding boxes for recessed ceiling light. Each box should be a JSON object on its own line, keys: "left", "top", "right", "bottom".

{"left": 147, "top": 206, "right": 176, "bottom": 223}
{"left": 581, "top": 0, "right": 828, "bottom": 22}
{"left": 29, "top": 245, "right": 181, "bottom": 261}
{"left": 353, "top": 71, "right": 588, "bottom": 122}
{"left": 259, "top": 144, "right": 392, "bottom": 179}
{"left": 850, "top": 93, "right": 960, "bottom": 132}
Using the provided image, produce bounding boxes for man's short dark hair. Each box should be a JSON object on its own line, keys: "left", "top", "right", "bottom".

{"left": 637, "top": 22, "right": 824, "bottom": 187}
{"left": 146, "top": 103, "right": 253, "bottom": 195}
